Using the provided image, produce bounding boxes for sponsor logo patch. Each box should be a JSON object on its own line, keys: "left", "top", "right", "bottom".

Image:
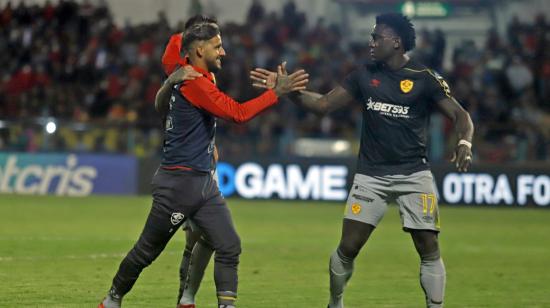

{"left": 400, "top": 79, "right": 414, "bottom": 93}
{"left": 170, "top": 212, "right": 185, "bottom": 225}
{"left": 422, "top": 215, "right": 434, "bottom": 223}
{"left": 366, "top": 97, "right": 410, "bottom": 118}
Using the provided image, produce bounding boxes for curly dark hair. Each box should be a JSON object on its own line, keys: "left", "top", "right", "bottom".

{"left": 376, "top": 13, "right": 416, "bottom": 52}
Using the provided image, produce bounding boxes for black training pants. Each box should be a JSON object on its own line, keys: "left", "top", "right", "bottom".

{"left": 111, "top": 167, "right": 241, "bottom": 296}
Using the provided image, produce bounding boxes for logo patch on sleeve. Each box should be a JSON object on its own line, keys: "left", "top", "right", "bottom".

{"left": 400, "top": 79, "right": 414, "bottom": 93}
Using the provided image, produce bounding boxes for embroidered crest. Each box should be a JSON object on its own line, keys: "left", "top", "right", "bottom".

{"left": 351, "top": 203, "right": 362, "bottom": 215}
{"left": 400, "top": 79, "right": 414, "bottom": 93}
{"left": 170, "top": 212, "right": 185, "bottom": 225}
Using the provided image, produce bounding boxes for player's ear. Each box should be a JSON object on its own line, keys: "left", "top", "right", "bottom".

{"left": 195, "top": 42, "right": 205, "bottom": 58}
{"left": 393, "top": 38, "right": 400, "bottom": 49}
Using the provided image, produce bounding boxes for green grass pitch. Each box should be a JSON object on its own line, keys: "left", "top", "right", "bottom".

{"left": 1, "top": 195, "right": 549, "bottom": 307}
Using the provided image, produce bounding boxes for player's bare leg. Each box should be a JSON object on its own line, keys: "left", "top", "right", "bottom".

{"left": 411, "top": 230, "right": 445, "bottom": 308}
{"left": 328, "top": 219, "right": 375, "bottom": 308}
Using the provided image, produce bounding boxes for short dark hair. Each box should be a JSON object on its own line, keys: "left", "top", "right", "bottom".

{"left": 376, "top": 13, "right": 416, "bottom": 52}
{"left": 184, "top": 14, "right": 218, "bottom": 30}
{"left": 182, "top": 23, "right": 220, "bottom": 53}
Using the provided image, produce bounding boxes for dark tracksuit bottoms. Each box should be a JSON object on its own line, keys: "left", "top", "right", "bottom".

{"left": 111, "top": 167, "right": 241, "bottom": 296}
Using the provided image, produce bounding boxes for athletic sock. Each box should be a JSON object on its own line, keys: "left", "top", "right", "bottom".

{"left": 217, "top": 290, "right": 237, "bottom": 307}
{"left": 420, "top": 257, "right": 446, "bottom": 308}
{"left": 178, "top": 246, "right": 193, "bottom": 303}
{"left": 101, "top": 286, "right": 122, "bottom": 308}
{"left": 179, "top": 239, "right": 214, "bottom": 304}
{"left": 328, "top": 248, "right": 354, "bottom": 308}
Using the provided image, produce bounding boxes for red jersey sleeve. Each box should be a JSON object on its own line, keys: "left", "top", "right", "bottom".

{"left": 162, "top": 33, "right": 184, "bottom": 75}
{"left": 180, "top": 77, "right": 279, "bottom": 123}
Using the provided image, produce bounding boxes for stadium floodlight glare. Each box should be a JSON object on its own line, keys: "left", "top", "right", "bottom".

{"left": 45, "top": 121, "right": 57, "bottom": 134}
{"left": 332, "top": 140, "right": 350, "bottom": 153}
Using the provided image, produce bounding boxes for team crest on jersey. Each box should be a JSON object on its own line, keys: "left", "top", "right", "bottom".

{"left": 400, "top": 79, "right": 414, "bottom": 93}
{"left": 351, "top": 203, "right": 362, "bottom": 215}
{"left": 170, "top": 212, "right": 185, "bottom": 225}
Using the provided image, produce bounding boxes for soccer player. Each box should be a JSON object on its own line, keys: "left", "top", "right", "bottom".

{"left": 155, "top": 15, "right": 219, "bottom": 308}
{"left": 98, "top": 22, "right": 308, "bottom": 308}
{"left": 252, "top": 13, "right": 474, "bottom": 308}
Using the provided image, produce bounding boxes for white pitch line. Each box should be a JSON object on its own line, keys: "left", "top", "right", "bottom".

{"left": 0, "top": 251, "right": 182, "bottom": 262}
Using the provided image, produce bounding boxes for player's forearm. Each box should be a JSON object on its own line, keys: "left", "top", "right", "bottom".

{"left": 155, "top": 81, "right": 173, "bottom": 114}
{"left": 289, "top": 90, "right": 330, "bottom": 115}
{"left": 454, "top": 110, "right": 474, "bottom": 142}
{"left": 183, "top": 80, "right": 279, "bottom": 124}
{"left": 226, "top": 89, "right": 279, "bottom": 123}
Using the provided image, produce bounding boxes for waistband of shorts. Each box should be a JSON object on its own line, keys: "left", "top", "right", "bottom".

{"left": 160, "top": 165, "right": 210, "bottom": 175}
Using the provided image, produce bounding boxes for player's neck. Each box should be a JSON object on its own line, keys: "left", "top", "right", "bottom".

{"left": 187, "top": 57, "right": 209, "bottom": 73}
{"left": 384, "top": 54, "right": 409, "bottom": 71}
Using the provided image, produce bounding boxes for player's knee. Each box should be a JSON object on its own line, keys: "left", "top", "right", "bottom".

{"left": 131, "top": 243, "right": 159, "bottom": 267}
{"left": 338, "top": 239, "right": 361, "bottom": 260}
{"left": 420, "top": 249, "right": 440, "bottom": 261}
{"left": 214, "top": 233, "right": 241, "bottom": 264}
{"left": 412, "top": 231, "right": 440, "bottom": 259}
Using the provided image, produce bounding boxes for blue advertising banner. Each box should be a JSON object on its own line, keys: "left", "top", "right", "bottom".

{"left": 137, "top": 157, "right": 550, "bottom": 207}
{"left": 0, "top": 153, "right": 137, "bottom": 196}
{"left": 213, "top": 159, "right": 550, "bottom": 207}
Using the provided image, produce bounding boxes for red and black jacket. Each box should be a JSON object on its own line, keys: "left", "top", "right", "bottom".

{"left": 160, "top": 38, "right": 279, "bottom": 171}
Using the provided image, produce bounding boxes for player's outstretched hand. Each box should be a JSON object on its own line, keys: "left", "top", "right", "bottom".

{"left": 451, "top": 142, "right": 472, "bottom": 172}
{"left": 167, "top": 65, "right": 202, "bottom": 84}
{"left": 273, "top": 68, "right": 308, "bottom": 96}
{"left": 250, "top": 61, "right": 307, "bottom": 92}
{"left": 251, "top": 67, "right": 277, "bottom": 89}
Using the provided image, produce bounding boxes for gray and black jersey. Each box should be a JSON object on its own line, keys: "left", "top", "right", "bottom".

{"left": 342, "top": 60, "right": 452, "bottom": 176}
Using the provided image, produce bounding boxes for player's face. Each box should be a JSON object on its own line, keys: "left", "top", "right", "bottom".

{"left": 204, "top": 35, "right": 225, "bottom": 73}
{"left": 369, "top": 24, "right": 399, "bottom": 62}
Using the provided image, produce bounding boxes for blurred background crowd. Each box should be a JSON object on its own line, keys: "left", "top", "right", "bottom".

{"left": 1, "top": 0, "right": 549, "bottom": 162}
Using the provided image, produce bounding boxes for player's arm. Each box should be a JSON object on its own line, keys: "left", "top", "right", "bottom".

{"left": 181, "top": 71, "right": 307, "bottom": 123}
{"left": 251, "top": 64, "right": 354, "bottom": 115}
{"left": 435, "top": 97, "right": 474, "bottom": 172}
{"left": 289, "top": 87, "right": 354, "bottom": 115}
{"left": 155, "top": 66, "right": 202, "bottom": 115}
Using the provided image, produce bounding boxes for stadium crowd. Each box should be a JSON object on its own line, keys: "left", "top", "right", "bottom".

{"left": 0, "top": 0, "right": 548, "bottom": 162}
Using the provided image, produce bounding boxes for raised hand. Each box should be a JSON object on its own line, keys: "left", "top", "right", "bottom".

{"left": 251, "top": 67, "right": 277, "bottom": 89}
{"left": 250, "top": 61, "right": 303, "bottom": 91}
{"left": 273, "top": 66, "right": 308, "bottom": 96}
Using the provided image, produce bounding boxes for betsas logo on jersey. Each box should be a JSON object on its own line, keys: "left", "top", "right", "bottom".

{"left": 366, "top": 97, "right": 410, "bottom": 118}
{"left": 216, "top": 162, "right": 348, "bottom": 201}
